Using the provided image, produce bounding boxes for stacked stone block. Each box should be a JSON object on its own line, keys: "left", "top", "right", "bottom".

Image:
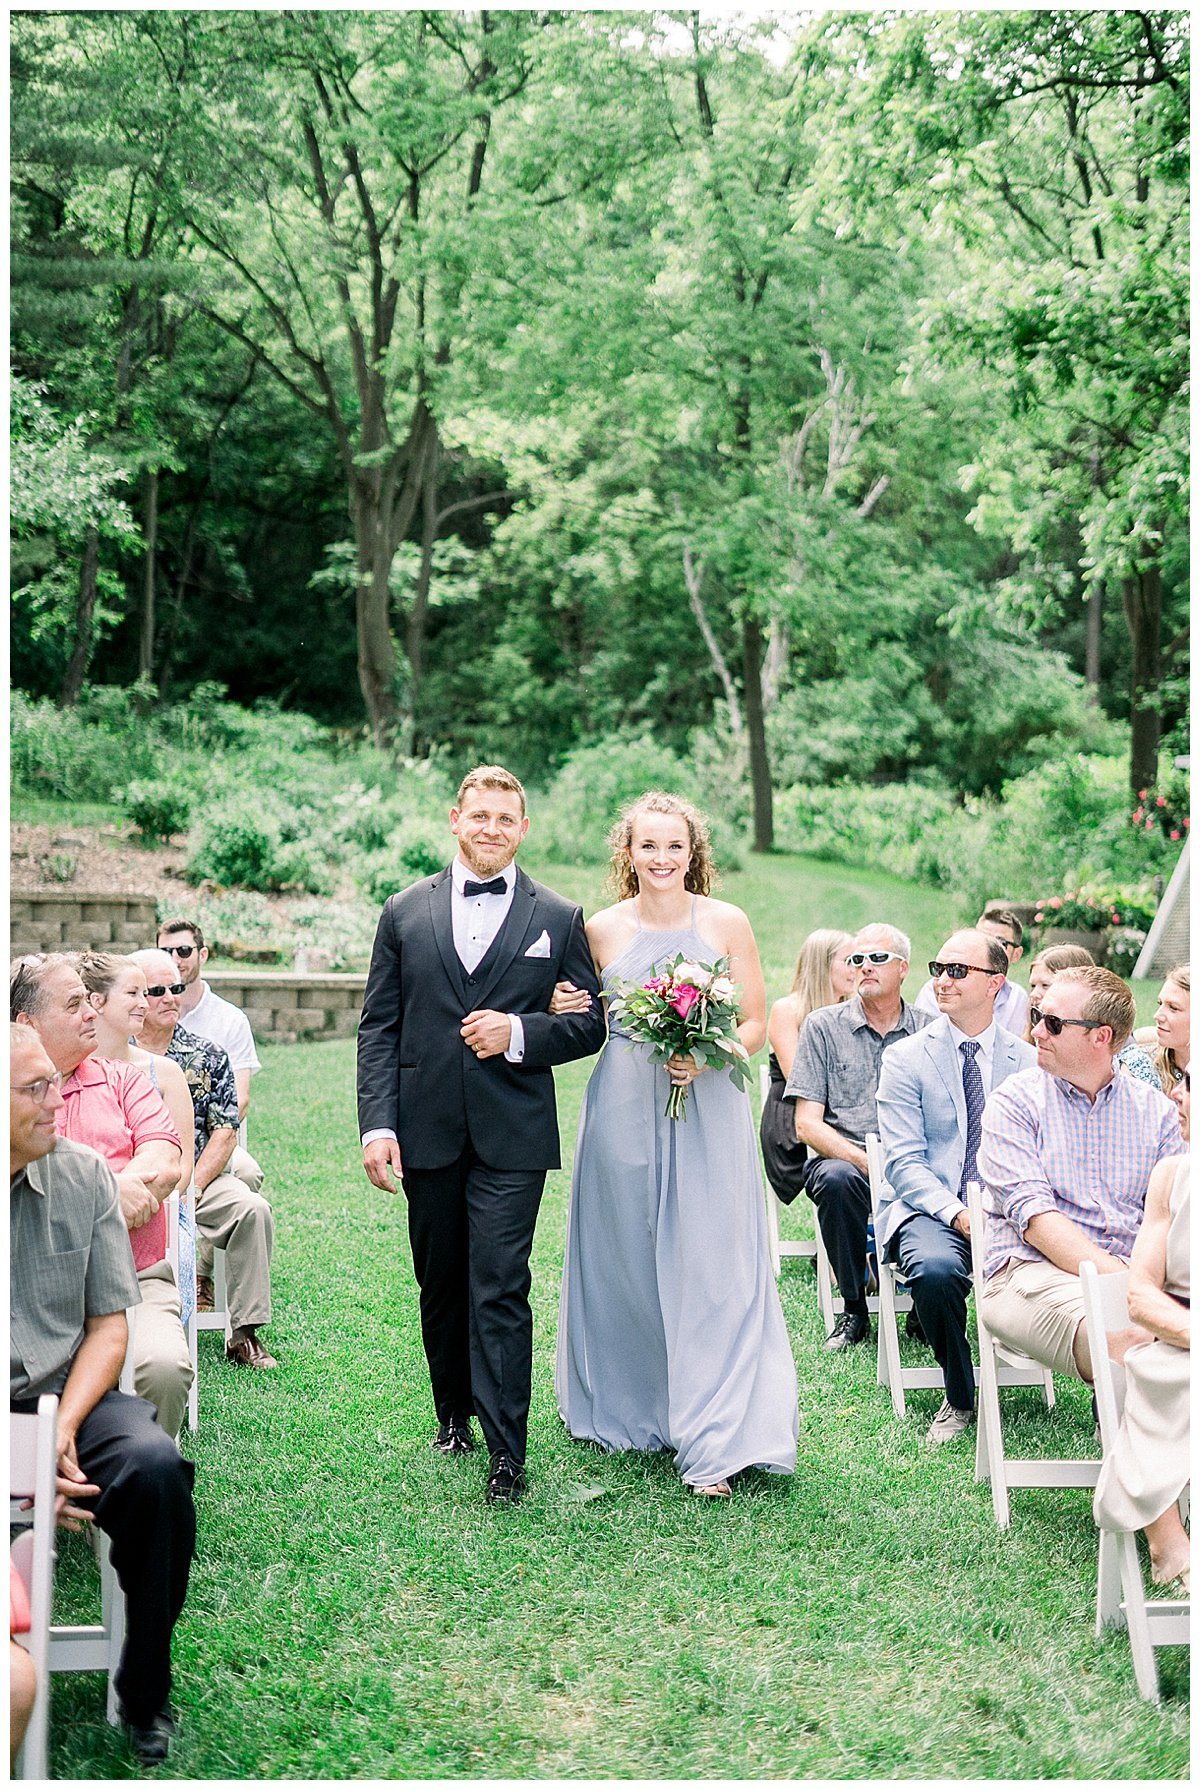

{"left": 10, "top": 892, "right": 159, "bottom": 956}
{"left": 207, "top": 971, "right": 366, "bottom": 1044}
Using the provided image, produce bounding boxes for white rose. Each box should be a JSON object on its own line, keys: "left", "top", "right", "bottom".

{"left": 710, "top": 976, "right": 736, "bottom": 1001}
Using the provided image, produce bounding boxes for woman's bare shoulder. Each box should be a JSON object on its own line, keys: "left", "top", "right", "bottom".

{"left": 586, "top": 900, "right": 637, "bottom": 961}
{"left": 696, "top": 894, "right": 755, "bottom": 942}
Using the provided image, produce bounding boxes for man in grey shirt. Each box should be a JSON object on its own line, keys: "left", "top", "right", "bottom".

{"left": 784, "top": 923, "right": 931, "bottom": 1351}
{"left": 10, "top": 1024, "right": 196, "bottom": 1766}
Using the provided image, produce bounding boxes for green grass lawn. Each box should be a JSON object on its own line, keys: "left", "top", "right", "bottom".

{"left": 45, "top": 854, "right": 1186, "bottom": 1777}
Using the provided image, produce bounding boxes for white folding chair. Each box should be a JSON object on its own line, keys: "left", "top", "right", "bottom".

{"left": 865, "top": 1134, "right": 943, "bottom": 1417}
{"left": 10, "top": 1395, "right": 57, "bottom": 1779}
{"left": 967, "top": 1180, "right": 1091, "bottom": 1528}
{"left": 758, "top": 1062, "right": 817, "bottom": 1280}
{"left": 194, "top": 1244, "right": 232, "bottom": 1344}
{"left": 10, "top": 1394, "right": 127, "bottom": 1769}
{"left": 1080, "top": 1261, "right": 1190, "bottom": 1701}
{"left": 167, "top": 1186, "right": 200, "bottom": 1432}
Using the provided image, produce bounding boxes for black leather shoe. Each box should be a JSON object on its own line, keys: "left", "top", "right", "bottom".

{"left": 486, "top": 1453, "right": 527, "bottom": 1505}
{"left": 824, "top": 1311, "right": 870, "bottom": 1352}
{"left": 431, "top": 1417, "right": 475, "bottom": 1456}
{"left": 120, "top": 1703, "right": 176, "bottom": 1764}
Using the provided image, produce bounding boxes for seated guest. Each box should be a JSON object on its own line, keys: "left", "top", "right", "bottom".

{"left": 78, "top": 952, "right": 199, "bottom": 1327}
{"left": 10, "top": 1024, "right": 196, "bottom": 1764}
{"left": 876, "top": 929, "right": 1035, "bottom": 1443}
{"left": 977, "top": 966, "right": 1182, "bottom": 1384}
{"left": 1094, "top": 1070, "right": 1190, "bottom": 1593}
{"left": 11, "top": 955, "right": 192, "bottom": 1438}
{"left": 784, "top": 923, "right": 931, "bottom": 1351}
{"left": 1150, "top": 963, "right": 1189, "bottom": 1096}
{"left": 132, "top": 950, "right": 277, "bottom": 1371}
{"left": 914, "top": 904, "right": 1029, "bottom": 1037}
{"left": 760, "top": 929, "right": 853, "bottom": 1207}
{"left": 1026, "top": 943, "right": 1158, "bottom": 1086}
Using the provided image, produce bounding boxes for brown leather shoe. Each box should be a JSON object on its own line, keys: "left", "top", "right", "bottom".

{"left": 196, "top": 1276, "right": 215, "bottom": 1313}
{"left": 226, "top": 1326, "right": 278, "bottom": 1370}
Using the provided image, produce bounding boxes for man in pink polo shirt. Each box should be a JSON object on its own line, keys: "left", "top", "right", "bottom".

{"left": 11, "top": 953, "right": 192, "bottom": 1438}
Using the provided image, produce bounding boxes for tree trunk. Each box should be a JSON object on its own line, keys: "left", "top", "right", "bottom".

{"left": 352, "top": 484, "right": 402, "bottom": 750}
{"left": 1084, "top": 581, "right": 1103, "bottom": 691}
{"left": 59, "top": 529, "right": 100, "bottom": 707}
{"left": 1122, "top": 561, "right": 1162, "bottom": 796}
{"left": 741, "top": 611, "right": 773, "bottom": 851}
{"left": 406, "top": 440, "right": 439, "bottom": 754}
{"left": 138, "top": 468, "right": 158, "bottom": 681}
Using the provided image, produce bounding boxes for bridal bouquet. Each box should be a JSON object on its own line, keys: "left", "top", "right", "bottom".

{"left": 607, "top": 953, "right": 752, "bottom": 1120}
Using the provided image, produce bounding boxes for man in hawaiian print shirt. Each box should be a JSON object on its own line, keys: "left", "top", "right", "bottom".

{"left": 132, "top": 950, "right": 277, "bottom": 1371}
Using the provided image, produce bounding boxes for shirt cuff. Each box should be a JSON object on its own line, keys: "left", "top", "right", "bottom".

{"left": 505, "top": 1016, "right": 524, "bottom": 1063}
{"left": 361, "top": 1128, "right": 397, "bottom": 1148}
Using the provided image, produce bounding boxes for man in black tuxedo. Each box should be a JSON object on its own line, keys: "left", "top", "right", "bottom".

{"left": 357, "top": 765, "right": 606, "bottom": 1505}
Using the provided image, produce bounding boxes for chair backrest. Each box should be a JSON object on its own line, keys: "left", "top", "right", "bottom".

{"left": 758, "top": 1061, "right": 769, "bottom": 1108}
{"left": 1079, "top": 1261, "right": 1130, "bottom": 1450}
{"left": 865, "top": 1133, "right": 890, "bottom": 1223}
{"left": 9, "top": 1394, "right": 58, "bottom": 1772}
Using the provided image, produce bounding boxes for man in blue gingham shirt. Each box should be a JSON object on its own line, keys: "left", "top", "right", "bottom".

{"left": 977, "top": 966, "right": 1182, "bottom": 1382}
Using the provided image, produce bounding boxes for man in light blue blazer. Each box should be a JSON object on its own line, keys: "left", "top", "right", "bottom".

{"left": 875, "top": 929, "right": 1035, "bottom": 1444}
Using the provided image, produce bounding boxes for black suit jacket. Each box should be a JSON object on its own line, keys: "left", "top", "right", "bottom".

{"left": 356, "top": 864, "right": 606, "bottom": 1171}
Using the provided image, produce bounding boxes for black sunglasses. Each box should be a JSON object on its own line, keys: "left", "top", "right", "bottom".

{"left": 928, "top": 961, "right": 997, "bottom": 981}
{"left": 145, "top": 982, "right": 186, "bottom": 997}
{"left": 162, "top": 944, "right": 195, "bottom": 959}
{"left": 1029, "top": 1006, "right": 1102, "bottom": 1037}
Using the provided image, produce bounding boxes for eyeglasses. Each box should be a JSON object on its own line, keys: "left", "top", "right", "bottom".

{"left": 846, "top": 951, "right": 905, "bottom": 968}
{"left": 928, "top": 961, "right": 997, "bottom": 981}
{"left": 11, "top": 1072, "right": 64, "bottom": 1105}
{"left": 161, "top": 944, "right": 195, "bottom": 959}
{"left": 145, "top": 983, "right": 186, "bottom": 998}
{"left": 1029, "top": 1006, "right": 1103, "bottom": 1037}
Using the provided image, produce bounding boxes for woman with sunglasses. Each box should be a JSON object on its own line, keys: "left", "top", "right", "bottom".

{"left": 1151, "top": 964, "right": 1190, "bottom": 1097}
{"left": 76, "top": 953, "right": 198, "bottom": 1328}
{"left": 1093, "top": 1068, "right": 1191, "bottom": 1594}
{"left": 759, "top": 929, "right": 854, "bottom": 1207}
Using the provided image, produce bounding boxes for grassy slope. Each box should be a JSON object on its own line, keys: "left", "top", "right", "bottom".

{"left": 47, "top": 853, "right": 1186, "bottom": 1778}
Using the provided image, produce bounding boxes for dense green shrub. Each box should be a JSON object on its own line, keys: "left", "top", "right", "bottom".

{"left": 773, "top": 781, "right": 972, "bottom": 890}
{"left": 122, "top": 777, "right": 194, "bottom": 842}
{"left": 353, "top": 827, "right": 447, "bottom": 905}
{"left": 11, "top": 689, "right": 157, "bottom": 800}
{"left": 186, "top": 807, "right": 286, "bottom": 890}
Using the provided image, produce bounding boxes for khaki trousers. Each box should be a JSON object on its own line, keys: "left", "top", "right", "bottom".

{"left": 194, "top": 1148, "right": 273, "bottom": 1329}
{"left": 979, "top": 1257, "right": 1093, "bottom": 1382}
{"left": 133, "top": 1259, "right": 194, "bottom": 1441}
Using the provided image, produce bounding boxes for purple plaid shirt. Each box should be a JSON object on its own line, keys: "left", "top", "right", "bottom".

{"left": 977, "top": 1063, "right": 1182, "bottom": 1279}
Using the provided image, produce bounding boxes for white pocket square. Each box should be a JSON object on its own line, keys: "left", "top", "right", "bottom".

{"left": 525, "top": 931, "right": 552, "bottom": 959}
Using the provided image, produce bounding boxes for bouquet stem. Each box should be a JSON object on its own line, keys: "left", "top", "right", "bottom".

{"left": 665, "top": 1083, "right": 689, "bottom": 1122}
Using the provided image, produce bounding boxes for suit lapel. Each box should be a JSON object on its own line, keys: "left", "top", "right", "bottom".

{"left": 475, "top": 871, "right": 537, "bottom": 1008}
{"left": 429, "top": 869, "right": 469, "bottom": 1008}
{"left": 990, "top": 1030, "right": 1018, "bottom": 1089}
{"left": 929, "top": 1018, "right": 968, "bottom": 1131}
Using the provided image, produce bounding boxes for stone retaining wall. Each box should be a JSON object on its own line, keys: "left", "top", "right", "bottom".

{"left": 10, "top": 891, "right": 159, "bottom": 955}
{"left": 206, "top": 970, "right": 366, "bottom": 1044}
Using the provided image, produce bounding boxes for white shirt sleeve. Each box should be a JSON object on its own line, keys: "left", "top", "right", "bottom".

{"left": 505, "top": 1015, "right": 525, "bottom": 1062}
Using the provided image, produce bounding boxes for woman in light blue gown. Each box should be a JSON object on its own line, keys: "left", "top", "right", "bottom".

{"left": 552, "top": 792, "right": 798, "bottom": 1498}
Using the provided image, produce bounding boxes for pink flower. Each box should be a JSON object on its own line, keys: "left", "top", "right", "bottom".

{"left": 1145, "top": 818, "right": 1155, "bottom": 831}
{"left": 644, "top": 977, "right": 665, "bottom": 995}
{"left": 1156, "top": 796, "right": 1167, "bottom": 808}
{"left": 1184, "top": 818, "right": 1191, "bottom": 830}
{"left": 1132, "top": 808, "right": 1144, "bottom": 824}
{"left": 1034, "top": 911, "right": 1044, "bottom": 923}
{"left": 670, "top": 984, "right": 699, "bottom": 1019}
{"left": 1049, "top": 897, "right": 1063, "bottom": 910}
{"left": 1170, "top": 829, "right": 1181, "bottom": 841}
{"left": 1138, "top": 789, "right": 1149, "bottom": 800}
{"left": 1111, "top": 911, "right": 1120, "bottom": 923}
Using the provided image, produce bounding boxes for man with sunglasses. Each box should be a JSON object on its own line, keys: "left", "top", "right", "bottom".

{"left": 913, "top": 905, "right": 1030, "bottom": 1038}
{"left": 784, "top": 923, "right": 931, "bottom": 1351}
{"left": 10, "top": 1022, "right": 197, "bottom": 1764}
{"left": 976, "top": 966, "right": 1182, "bottom": 1384}
{"left": 133, "top": 950, "right": 277, "bottom": 1371}
{"left": 11, "top": 953, "right": 193, "bottom": 1438}
{"left": 876, "top": 931, "right": 1035, "bottom": 1442}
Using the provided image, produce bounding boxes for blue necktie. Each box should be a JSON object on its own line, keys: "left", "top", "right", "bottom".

{"left": 959, "top": 1040, "right": 985, "bottom": 1197}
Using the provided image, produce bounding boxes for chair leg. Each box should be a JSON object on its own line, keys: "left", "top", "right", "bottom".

{"left": 99, "top": 1534, "right": 126, "bottom": 1726}
{"left": 975, "top": 1334, "right": 1011, "bottom": 1527}
{"left": 815, "top": 1230, "right": 836, "bottom": 1333}
{"left": 1096, "top": 1529, "right": 1122, "bottom": 1633}
{"left": 878, "top": 1272, "right": 907, "bottom": 1418}
{"left": 1042, "top": 1366, "right": 1056, "bottom": 1411}
{"left": 1117, "top": 1531, "right": 1161, "bottom": 1702}
{"left": 765, "top": 1184, "right": 781, "bottom": 1280}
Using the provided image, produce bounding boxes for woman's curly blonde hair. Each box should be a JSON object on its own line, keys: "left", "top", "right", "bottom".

{"left": 606, "top": 791, "right": 716, "bottom": 900}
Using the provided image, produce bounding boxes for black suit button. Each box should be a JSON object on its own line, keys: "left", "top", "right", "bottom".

{"left": 467, "top": 975, "right": 476, "bottom": 985}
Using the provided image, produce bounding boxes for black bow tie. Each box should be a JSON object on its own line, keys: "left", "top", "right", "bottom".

{"left": 463, "top": 877, "right": 508, "bottom": 898}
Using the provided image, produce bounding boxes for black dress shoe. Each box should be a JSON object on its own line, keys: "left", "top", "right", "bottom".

{"left": 486, "top": 1453, "right": 527, "bottom": 1505}
{"left": 119, "top": 1703, "right": 176, "bottom": 1764}
{"left": 824, "top": 1311, "right": 870, "bottom": 1352}
{"left": 431, "top": 1417, "right": 475, "bottom": 1456}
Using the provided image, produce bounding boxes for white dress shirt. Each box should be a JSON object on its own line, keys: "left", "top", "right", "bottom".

{"left": 945, "top": 1016, "right": 997, "bottom": 1080}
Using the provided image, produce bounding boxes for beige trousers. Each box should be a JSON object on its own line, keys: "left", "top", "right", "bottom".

{"left": 195, "top": 1148, "right": 273, "bottom": 1329}
{"left": 133, "top": 1259, "right": 194, "bottom": 1440}
{"left": 979, "top": 1257, "right": 1092, "bottom": 1381}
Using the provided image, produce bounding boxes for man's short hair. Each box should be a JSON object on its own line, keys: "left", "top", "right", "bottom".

{"left": 158, "top": 916, "right": 205, "bottom": 950}
{"left": 1052, "top": 966, "right": 1136, "bottom": 1052}
{"left": 979, "top": 904, "right": 1024, "bottom": 946}
{"left": 978, "top": 934, "right": 1010, "bottom": 976}
{"left": 455, "top": 765, "right": 526, "bottom": 815}
{"left": 10, "top": 953, "right": 66, "bottom": 1022}
{"left": 858, "top": 923, "right": 911, "bottom": 962}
